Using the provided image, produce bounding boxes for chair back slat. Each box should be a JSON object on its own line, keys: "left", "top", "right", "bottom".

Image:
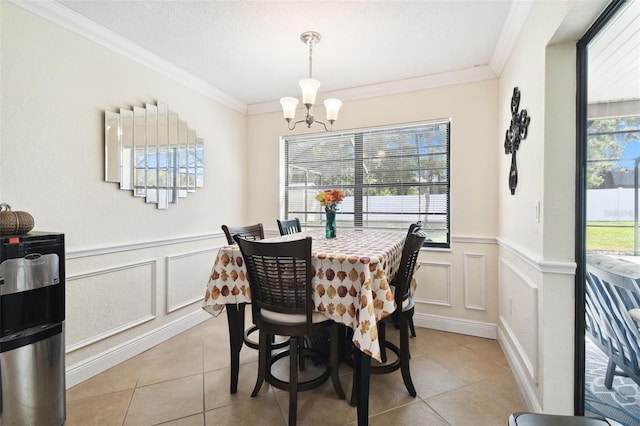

{"left": 393, "top": 230, "right": 426, "bottom": 305}
{"left": 277, "top": 218, "right": 302, "bottom": 236}
{"left": 222, "top": 223, "right": 264, "bottom": 245}
{"left": 235, "top": 236, "right": 313, "bottom": 328}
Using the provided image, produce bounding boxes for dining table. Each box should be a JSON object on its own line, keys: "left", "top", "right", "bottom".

{"left": 202, "top": 228, "right": 406, "bottom": 425}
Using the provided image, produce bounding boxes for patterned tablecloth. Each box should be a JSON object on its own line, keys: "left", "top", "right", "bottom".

{"left": 202, "top": 229, "right": 406, "bottom": 361}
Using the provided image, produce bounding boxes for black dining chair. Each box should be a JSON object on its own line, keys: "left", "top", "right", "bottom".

{"left": 235, "top": 235, "right": 345, "bottom": 425}
{"left": 392, "top": 221, "right": 422, "bottom": 338}
{"left": 222, "top": 223, "right": 288, "bottom": 393}
{"left": 221, "top": 223, "right": 284, "bottom": 352}
{"left": 405, "top": 221, "right": 422, "bottom": 338}
{"left": 222, "top": 223, "right": 264, "bottom": 244}
{"left": 277, "top": 217, "right": 302, "bottom": 236}
{"left": 350, "top": 229, "right": 426, "bottom": 405}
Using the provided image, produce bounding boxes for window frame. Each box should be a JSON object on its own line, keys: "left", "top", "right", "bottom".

{"left": 280, "top": 120, "right": 451, "bottom": 248}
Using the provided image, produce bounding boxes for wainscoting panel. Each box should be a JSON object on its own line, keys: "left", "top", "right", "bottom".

{"left": 65, "top": 260, "right": 157, "bottom": 353}
{"left": 464, "top": 252, "right": 487, "bottom": 311}
{"left": 414, "top": 260, "right": 452, "bottom": 307}
{"left": 499, "top": 258, "right": 539, "bottom": 382}
{"left": 166, "top": 247, "right": 219, "bottom": 313}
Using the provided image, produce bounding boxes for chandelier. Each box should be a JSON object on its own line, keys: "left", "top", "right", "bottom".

{"left": 280, "top": 31, "right": 342, "bottom": 131}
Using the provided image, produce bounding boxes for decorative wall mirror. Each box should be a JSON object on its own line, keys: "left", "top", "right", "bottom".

{"left": 105, "top": 102, "right": 204, "bottom": 209}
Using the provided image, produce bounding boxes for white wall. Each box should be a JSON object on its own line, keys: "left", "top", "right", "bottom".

{"left": 248, "top": 79, "right": 502, "bottom": 337}
{"left": 0, "top": 2, "right": 246, "bottom": 385}
{"left": 497, "top": 0, "right": 606, "bottom": 414}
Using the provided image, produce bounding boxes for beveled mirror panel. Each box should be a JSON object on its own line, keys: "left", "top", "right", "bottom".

{"left": 104, "top": 102, "right": 204, "bottom": 209}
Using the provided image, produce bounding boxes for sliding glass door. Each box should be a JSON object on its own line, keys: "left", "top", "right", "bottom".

{"left": 577, "top": 0, "right": 640, "bottom": 422}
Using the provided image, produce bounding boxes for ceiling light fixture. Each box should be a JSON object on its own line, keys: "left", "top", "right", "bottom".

{"left": 280, "top": 31, "right": 342, "bottom": 131}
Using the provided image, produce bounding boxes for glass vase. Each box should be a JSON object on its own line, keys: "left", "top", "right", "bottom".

{"left": 325, "top": 208, "right": 337, "bottom": 238}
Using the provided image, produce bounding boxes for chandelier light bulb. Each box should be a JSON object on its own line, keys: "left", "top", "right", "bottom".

{"left": 299, "top": 79, "right": 321, "bottom": 106}
{"left": 324, "top": 98, "right": 342, "bottom": 122}
{"left": 280, "top": 97, "right": 299, "bottom": 120}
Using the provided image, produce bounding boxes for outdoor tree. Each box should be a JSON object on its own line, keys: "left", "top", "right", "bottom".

{"left": 587, "top": 116, "right": 640, "bottom": 189}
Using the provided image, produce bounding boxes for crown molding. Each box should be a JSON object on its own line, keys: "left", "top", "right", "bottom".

{"left": 11, "top": 0, "right": 522, "bottom": 118}
{"left": 489, "top": 0, "right": 534, "bottom": 76}
{"left": 247, "top": 65, "right": 498, "bottom": 116}
{"left": 9, "top": 0, "right": 248, "bottom": 114}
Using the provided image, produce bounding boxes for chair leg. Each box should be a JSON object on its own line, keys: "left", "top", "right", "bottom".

{"left": 226, "top": 303, "right": 245, "bottom": 394}
{"left": 251, "top": 330, "right": 269, "bottom": 397}
{"left": 379, "top": 321, "right": 387, "bottom": 363}
{"left": 289, "top": 336, "right": 299, "bottom": 426}
{"left": 399, "top": 318, "right": 416, "bottom": 397}
{"left": 299, "top": 338, "right": 306, "bottom": 371}
{"left": 330, "top": 323, "right": 345, "bottom": 399}
{"left": 604, "top": 358, "right": 616, "bottom": 389}
{"left": 409, "top": 318, "right": 417, "bottom": 338}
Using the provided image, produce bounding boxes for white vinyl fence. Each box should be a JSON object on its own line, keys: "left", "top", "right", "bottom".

{"left": 587, "top": 188, "right": 639, "bottom": 221}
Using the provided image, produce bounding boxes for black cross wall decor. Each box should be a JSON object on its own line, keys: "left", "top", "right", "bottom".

{"left": 504, "top": 87, "right": 531, "bottom": 195}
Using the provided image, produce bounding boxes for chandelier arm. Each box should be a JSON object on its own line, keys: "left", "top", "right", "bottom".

{"left": 287, "top": 118, "right": 307, "bottom": 131}
{"left": 314, "top": 120, "right": 330, "bottom": 132}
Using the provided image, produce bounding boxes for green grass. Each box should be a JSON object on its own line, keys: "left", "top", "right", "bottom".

{"left": 587, "top": 221, "right": 636, "bottom": 253}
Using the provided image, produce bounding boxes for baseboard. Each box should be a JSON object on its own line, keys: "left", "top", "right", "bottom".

{"left": 497, "top": 325, "right": 541, "bottom": 412}
{"left": 413, "top": 312, "right": 497, "bottom": 339}
{"left": 65, "top": 309, "right": 211, "bottom": 388}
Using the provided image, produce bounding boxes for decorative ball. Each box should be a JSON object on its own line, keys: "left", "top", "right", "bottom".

{"left": 0, "top": 203, "right": 35, "bottom": 236}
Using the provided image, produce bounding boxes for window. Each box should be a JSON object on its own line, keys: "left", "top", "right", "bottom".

{"left": 282, "top": 120, "right": 450, "bottom": 248}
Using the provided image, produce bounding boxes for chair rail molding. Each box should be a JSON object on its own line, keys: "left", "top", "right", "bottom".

{"left": 497, "top": 237, "right": 576, "bottom": 275}
{"left": 65, "top": 232, "right": 220, "bottom": 259}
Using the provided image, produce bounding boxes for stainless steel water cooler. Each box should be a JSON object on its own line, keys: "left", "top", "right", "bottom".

{"left": 0, "top": 232, "right": 65, "bottom": 426}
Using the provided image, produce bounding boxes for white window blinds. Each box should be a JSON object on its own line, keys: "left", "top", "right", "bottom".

{"left": 283, "top": 120, "right": 450, "bottom": 247}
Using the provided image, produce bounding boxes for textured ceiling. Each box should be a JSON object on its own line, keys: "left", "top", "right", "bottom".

{"left": 50, "top": 0, "right": 636, "bottom": 110}
{"left": 55, "top": 0, "right": 513, "bottom": 106}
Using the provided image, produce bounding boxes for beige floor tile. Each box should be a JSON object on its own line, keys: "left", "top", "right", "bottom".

{"left": 202, "top": 337, "right": 260, "bottom": 372}
{"left": 67, "top": 357, "right": 142, "bottom": 401}
{"left": 124, "top": 374, "right": 203, "bottom": 425}
{"left": 142, "top": 329, "right": 204, "bottom": 359}
{"left": 408, "top": 354, "right": 467, "bottom": 398}
{"left": 409, "top": 327, "right": 468, "bottom": 355}
{"left": 273, "top": 378, "right": 354, "bottom": 425}
{"left": 363, "top": 368, "right": 421, "bottom": 416}
{"left": 202, "top": 337, "right": 232, "bottom": 372}
{"left": 427, "top": 344, "right": 511, "bottom": 384}
{"left": 137, "top": 345, "right": 204, "bottom": 386}
{"left": 463, "top": 337, "right": 511, "bottom": 369}
{"left": 156, "top": 413, "right": 205, "bottom": 425}
{"left": 204, "top": 361, "right": 275, "bottom": 411}
{"left": 65, "top": 389, "right": 133, "bottom": 426}
{"left": 472, "top": 369, "right": 528, "bottom": 412}
{"left": 425, "top": 384, "right": 513, "bottom": 425}
{"left": 68, "top": 317, "right": 528, "bottom": 426}
{"left": 366, "top": 400, "right": 450, "bottom": 426}
{"left": 204, "top": 393, "right": 287, "bottom": 425}
{"left": 201, "top": 330, "right": 260, "bottom": 373}
{"left": 445, "top": 331, "right": 491, "bottom": 347}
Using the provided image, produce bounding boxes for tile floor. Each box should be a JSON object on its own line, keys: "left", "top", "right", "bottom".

{"left": 66, "top": 313, "right": 528, "bottom": 425}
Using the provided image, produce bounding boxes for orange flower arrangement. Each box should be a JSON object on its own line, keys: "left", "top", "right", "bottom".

{"left": 316, "top": 189, "right": 345, "bottom": 211}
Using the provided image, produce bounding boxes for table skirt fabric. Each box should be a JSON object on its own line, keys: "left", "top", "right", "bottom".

{"left": 203, "top": 229, "right": 406, "bottom": 361}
